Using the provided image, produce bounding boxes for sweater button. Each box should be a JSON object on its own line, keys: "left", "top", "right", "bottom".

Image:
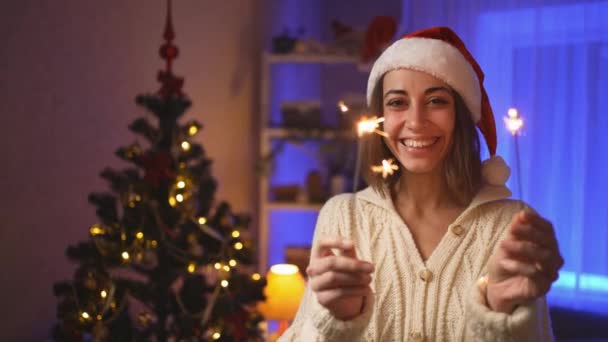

{"left": 451, "top": 225, "right": 465, "bottom": 236}
{"left": 409, "top": 331, "right": 424, "bottom": 341}
{"left": 419, "top": 269, "right": 433, "bottom": 282}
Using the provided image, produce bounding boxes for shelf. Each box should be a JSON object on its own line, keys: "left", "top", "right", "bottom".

{"left": 264, "top": 127, "right": 355, "bottom": 139}
{"left": 265, "top": 52, "right": 361, "bottom": 65}
{"left": 266, "top": 202, "right": 323, "bottom": 212}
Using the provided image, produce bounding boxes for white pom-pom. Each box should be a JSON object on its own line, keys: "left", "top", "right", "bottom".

{"left": 481, "top": 156, "right": 510, "bottom": 186}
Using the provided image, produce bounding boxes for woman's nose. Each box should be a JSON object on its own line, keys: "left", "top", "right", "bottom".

{"left": 404, "top": 103, "right": 427, "bottom": 130}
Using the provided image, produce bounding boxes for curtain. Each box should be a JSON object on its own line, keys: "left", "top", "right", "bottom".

{"left": 399, "top": 0, "right": 608, "bottom": 312}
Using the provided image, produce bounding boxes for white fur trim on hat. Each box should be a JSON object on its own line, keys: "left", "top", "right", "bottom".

{"left": 481, "top": 155, "right": 510, "bottom": 186}
{"left": 367, "top": 37, "right": 482, "bottom": 122}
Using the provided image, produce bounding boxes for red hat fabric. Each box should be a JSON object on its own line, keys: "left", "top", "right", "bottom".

{"left": 366, "top": 26, "right": 497, "bottom": 156}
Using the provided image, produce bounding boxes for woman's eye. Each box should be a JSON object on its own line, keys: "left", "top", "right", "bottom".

{"left": 429, "top": 97, "right": 449, "bottom": 105}
{"left": 387, "top": 99, "right": 406, "bottom": 107}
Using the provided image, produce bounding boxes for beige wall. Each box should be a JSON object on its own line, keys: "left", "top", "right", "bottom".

{"left": 0, "top": 1, "right": 262, "bottom": 340}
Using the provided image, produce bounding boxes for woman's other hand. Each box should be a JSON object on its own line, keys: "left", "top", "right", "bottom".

{"left": 306, "top": 237, "right": 374, "bottom": 320}
{"left": 486, "top": 210, "right": 564, "bottom": 313}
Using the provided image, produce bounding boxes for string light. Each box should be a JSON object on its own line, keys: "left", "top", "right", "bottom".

{"left": 121, "top": 232, "right": 127, "bottom": 241}
{"left": 136, "top": 231, "right": 144, "bottom": 240}
{"left": 175, "top": 194, "right": 184, "bottom": 202}
{"left": 169, "top": 197, "right": 177, "bottom": 206}
{"left": 121, "top": 251, "right": 130, "bottom": 261}
{"left": 357, "top": 116, "right": 387, "bottom": 137}
{"left": 181, "top": 141, "right": 191, "bottom": 151}
{"left": 338, "top": 101, "right": 349, "bottom": 113}
{"left": 371, "top": 158, "right": 399, "bottom": 179}
{"left": 89, "top": 224, "right": 105, "bottom": 236}
{"left": 81, "top": 312, "right": 91, "bottom": 320}
{"left": 188, "top": 125, "right": 199, "bottom": 136}
{"left": 504, "top": 108, "right": 524, "bottom": 135}
{"left": 187, "top": 263, "right": 196, "bottom": 273}
{"left": 214, "top": 262, "right": 222, "bottom": 270}
{"left": 222, "top": 265, "right": 231, "bottom": 272}
{"left": 100, "top": 290, "right": 108, "bottom": 298}
{"left": 234, "top": 242, "right": 244, "bottom": 250}
{"left": 231, "top": 230, "right": 240, "bottom": 238}
{"left": 151, "top": 240, "right": 158, "bottom": 248}
{"left": 228, "top": 259, "right": 237, "bottom": 267}
{"left": 220, "top": 280, "right": 229, "bottom": 288}
{"left": 212, "top": 332, "right": 221, "bottom": 340}
{"left": 96, "top": 314, "right": 102, "bottom": 321}
{"left": 252, "top": 273, "right": 261, "bottom": 281}
{"left": 177, "top": 181, "right": 186, "bottom": 189}
{"left": 198, "top": 217, "right": 207, "bottom": 225}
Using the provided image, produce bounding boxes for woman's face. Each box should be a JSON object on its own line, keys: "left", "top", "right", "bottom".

{"left": 381, "top": 69, "right": 456, "bottom": 175}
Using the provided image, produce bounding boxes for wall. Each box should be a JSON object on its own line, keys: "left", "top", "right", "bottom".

{"left": 0, "top": 1, "right": 262, "bottom": 340}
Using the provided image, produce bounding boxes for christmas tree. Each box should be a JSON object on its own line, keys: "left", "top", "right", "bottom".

{"left": 52, "top": 2, "right": 266, "bottom": 341}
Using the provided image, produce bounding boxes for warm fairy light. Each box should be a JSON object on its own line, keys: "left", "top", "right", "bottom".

{"left": 198, "top": 217, "right": 207, "bottom": 225}
{"left": 169, "top": 197, "right": 177, "bottom": 206}
{"left": 234, "top": 242, "right": 244, "bottom": 250}
{"left": 357, "top": 116, "right": 388, "bottom": 137}
{"left": 181, "top": 141, "right": 191, "bottom": 151}
{"left": 121, "top": 251, "right": 130, "bottom": 261}
{"left": 175, "top": 194, "right": 184, "bottom": 202}
{"left": 338, "top": 101, "right": 349, "bottom": 113}
{"left": 504, "top": 108, "right": 524, "bottom": 135}
{"left": 100, "top": 290, "right": 108, "bottom": 298}
{"left": 214, "top": 262, "right": 222, "bottom": 270}
{"left": 187, "top": 263, "right": 196, "bottom": 273}
{"left": 228, "top": 259, "right": 237, "bottom": 267}
{"left": 371, "top": 158, "right": 399, "bottom": 179}
{"left": 252, "top": 273, "right": 261, "bottom": 281}
{"left": 231, "top": 230, "right": 240, "bottom": 238}
{"left": 89, "top": 224, "right": 105, "bottom": 236}
{"left": 151, "top": 240, "right": 158, "bottom": 248}
{"left": 177, "top": 181, "right": 186, "bottom": 189}
{"left": 212, "top": 332, "right": 221, "bottom": 340}
{"left": 223, "top": 265, "right": 231, "bottom": 272}
{"left": 188, "top": 125, "right": 199, "bottom": 136}
{"left": 96, "top": 314, "right": 102, "bottom": 321}
{"left": 121, "top": 232, "right": 127, "bottom": 241}
{"left": 221, "top": 280, "right": 229, "bottom": 288}
{"left": 135, "top": 195, "right": 141, "bottom": 202}
{"left": 81, "top": 312, "right": 90, "bottom": 320}
{"left": 136, "top": 231, "right": 144, "bottom": 240}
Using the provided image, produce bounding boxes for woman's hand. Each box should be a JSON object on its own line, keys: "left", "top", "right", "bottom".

{"left": 486, "top": 210, "right": 564, "bottom": 313}
{"left": 306, "top": 237, "right": 374, "bottom": 321}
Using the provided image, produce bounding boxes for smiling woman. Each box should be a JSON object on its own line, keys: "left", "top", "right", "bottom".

{"left": 279, "top": 27, "right": 563, "bottom": 342}
{"left": 364, "top": 69, "right": 482, "bottom": 205}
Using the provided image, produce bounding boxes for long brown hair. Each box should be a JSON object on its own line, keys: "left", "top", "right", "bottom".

{"left": 361, "top": 76, "right": 482, "bottom": 205}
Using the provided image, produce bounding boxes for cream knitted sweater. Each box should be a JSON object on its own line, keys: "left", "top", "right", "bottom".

{"left": 279, "top": 184, "right": 554, "bottom": 341}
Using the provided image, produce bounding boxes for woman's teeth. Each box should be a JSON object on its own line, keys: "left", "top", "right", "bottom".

{"left": 400, "top": 138, "right": 438, "bottom": 148}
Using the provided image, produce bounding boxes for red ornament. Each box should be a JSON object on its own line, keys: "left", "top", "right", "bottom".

{"left": 225, "top": 309, "right": 249, "bottom": 341}
{"left": 140, "top": 151, "right": 176, "bottom": 187}
{"left": 361, "top": 16, "right": 397, "bottom": 63}
{"left": 157, "top": 70, "right": 184, "bottom": 99}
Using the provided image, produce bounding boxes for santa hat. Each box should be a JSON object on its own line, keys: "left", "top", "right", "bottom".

{"left": 367, "top": 26, "right": 510, "bottom": 186}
